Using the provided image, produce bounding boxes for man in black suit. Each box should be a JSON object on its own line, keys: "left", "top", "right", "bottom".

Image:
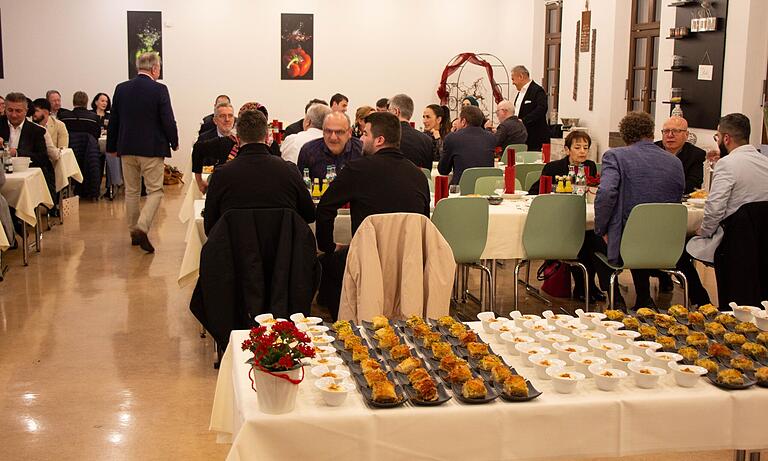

{"left": 107, "top": 52, "right": 179, "bottom": 253}
{"left": 438, "top": 105, "right": 496, "bottom": 185}
{"left": 655, "top": 116, "right": 706, "bottom": 194}
{"left": 192, "top": 102, "right": 236, "bottom": 193}
{"left": 315, "top": 111, "right": 430, "bottom": 318}
{"left": 58, "top": 91, "right": 101, "bottom": 140}
{"left": 283, "top": 98, "right": 328, "bottom": 138}
{"left": 0, "top": 93, "right": 55, "bottom": 200}
{"left": 512, "top": 65, "right": 549, "bottom": 151}
{"left": 388, "top": 93, "right": 433, "bottom": 169}
{"left": 204, "top": 110, "right": 315, "bottom": 234}
{"left": 197, "top": 94, "right": 230, "bottom": 139}
{"left": 493, "top": 100, "right": 528, "bottom": 149}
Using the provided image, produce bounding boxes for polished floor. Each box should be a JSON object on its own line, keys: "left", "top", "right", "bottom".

{"left": 0, "top": 184, "right": 760, "bottom": 460}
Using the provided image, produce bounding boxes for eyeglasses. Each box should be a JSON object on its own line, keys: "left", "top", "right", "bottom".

{"left": 323, "top": 128, "right": 348, "bottom": 137}
{"left": 661, "top": 128, "right": 687, "bottom": 136}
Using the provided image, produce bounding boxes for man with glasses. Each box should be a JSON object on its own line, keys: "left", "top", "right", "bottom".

{"left": 492, "top": 100, "right": 527, "bottom": 149}
{"left": 281, "top": 103, "right": 331, "bottom": 164}
{"left": 297, "top": 112, "right": 362, "bottom": 182}
{"left": 655, "top": 116, "right": 705, "bottom": 194}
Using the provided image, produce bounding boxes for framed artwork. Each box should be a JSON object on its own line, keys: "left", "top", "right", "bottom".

{"left": 281, "top": 13, "right": 313, "bottom": 80}
{"left": 0, "top": 10, "right": 4, "bottom": 79}
{"left": 127, "top": 11, "right": 163, "bottom": 79}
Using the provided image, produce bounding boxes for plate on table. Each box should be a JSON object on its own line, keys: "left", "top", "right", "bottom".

{"left": 450, "top": 378, "right": 499, "bottom": 404}
{"left": 345, "top": 353, "right": 385, "bottom": 374}
{"left": 402, "top": 380, "right": 452, "bottom": 406}
{"left": 687, "top": 198, "right": 706, "bottom": 208}
{"left": 706, "top": 371, "right": 757, "bottom": 390}
{"left": 362, "top": 319, "right": 397, "bottom": 334}
{"left": 352, "top": 371, "right": 408, "bottom": 408}
{"left": 421, "top": 344, "right": 467, "bottom": 362}
{"left": 494, "top": 378, "right": 543, "bottom": 402}
{"left": 503, "top": 191, "right": 529, "bottom": 200}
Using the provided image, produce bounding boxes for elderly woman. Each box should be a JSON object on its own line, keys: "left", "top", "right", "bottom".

{"left": 529, "top": 130, "right": 597, "bottom": 195}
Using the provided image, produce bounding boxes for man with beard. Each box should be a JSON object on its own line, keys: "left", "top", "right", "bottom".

{"left": 315, "top": 111, "right": 430, "bottom": 319}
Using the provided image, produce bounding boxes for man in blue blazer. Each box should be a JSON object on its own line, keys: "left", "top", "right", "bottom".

{"left": 595, "top": 111, "right": 685, "bottom": 308}
{"left": 107, "top": 52, "right": 178, "bottom": 253}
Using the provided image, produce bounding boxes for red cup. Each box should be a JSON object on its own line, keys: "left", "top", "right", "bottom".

{"left": 542, "top": 144, "right": 551, "bottom": 163}
{"left": 434, "top": 175, "right": 449, "bottom": 205}
{"left": 494, "top": 146, "right": 502, "bottom": 160}
{"left": 504, "top": 165, "right": 516, "bottom": 193}
{"left": 539, "top": 175, "right": 552, "bottom": 194}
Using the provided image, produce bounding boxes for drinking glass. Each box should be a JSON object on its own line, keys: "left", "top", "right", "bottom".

{"left": 493, "top": 178, "right": 505, "bottom": 196}
{"left": 448, "top": 185, "right": 460, "bottom": 197}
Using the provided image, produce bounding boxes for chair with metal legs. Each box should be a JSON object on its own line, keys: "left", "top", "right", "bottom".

{"left": 513, "top": 194, "right": 589, "bottom": 312}
{"left": 458, "top": 167, "right": 502, "bottom": 195}
{"left": 595, "top": 203, "right": 689, "bottom": 311}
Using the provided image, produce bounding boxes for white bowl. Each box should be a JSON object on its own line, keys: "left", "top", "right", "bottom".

{"left": 305, "top": 325, "right": 330, "bottom": 336}
{"left": 514, "top": 313, "right": 542, "bottom": 329}
{"left": 606, "top": 327, "right": 640, "bottom": 343}
{"left": 310, "top": 365, "right": 351, "bottom": 383}
{"left": 542, "top": 311, "right": 575, "bottom": 325}
{"left": 573, "top": 330, "right": 607, "bottom": 347}
{"left": 523, "top": 319, "right": 556, "bottom": 335}
{"left": 753, "top": 311, "right": 768, "bottom": 331}
{"left": 576, "top": 309, "right": 606, "bottom": 327}
{"left": 254, "top": 313, "right": 275, "bottom": 324}
{"left": 627, "top": 363, "right": 667, "bottom": 389}
{"left": 314, "top": 377, "right": 355, "bottom": 406}
{"left": 556, "top": 320, "right": 590, "bottom": 339}
{"left": 313, "top": 345, "right": 337, "bottom": 357}
{"left": 516, "top": 344, "right": 553, "bottom": 367}
{"left": 535, "top": 332, "right": 571, "bottom": 346}
{"left": 501, "top": 333, "right": 535, "bottom": 355}
{"left": 553, "top": 343, "right": 588, "bottom": 364}
{"left": 310, "top": 356, "right": 343, "bottom": 369}
{"left": 668, "top": 363, "right": 707, "bottom": 387}
{"left": 477, "top": 312, "right": 497, "bottom": 333}
{"left": 647, "top": 351, "right": 683, "bottom": 369}
{"left": 589, "top": 365, "right": 628, "bottom": 391}
{"left": 547, "top": 367, "right": 586, "bottom": 393}
{"left": 630, "top": 340, "right": 662, "bottom": 357}
{"left": 606, "top": 350, "right": 645, "bottom": 371}
{"left": 732, "top": 305, "right": 762, "bottom": 323}
{"left": 311, "top": 335, "right": 336, "bottom": 346}
{"left": 594, "top": 319, "right": 624, "bottom": 334}
{"left": 489, "top": 321, "right": 520, "bottom": 340}
{"left": 587, "top": 339, "right": 625, "bottom": 358}
{"left": 570, "top": 353, "right": 607, "bottom": 376}
{"left": 531, "top": 355, "right": 566, "bottom": 380}
{"left": 290, "top": 313, "right": 323, "bottom": 325}
{"left": 10, "top": 156, "right": 30, "bottom": 172}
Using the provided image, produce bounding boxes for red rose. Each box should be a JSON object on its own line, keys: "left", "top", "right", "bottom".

{"left": 277, "top": 354, "right": 294, "bottom": 369}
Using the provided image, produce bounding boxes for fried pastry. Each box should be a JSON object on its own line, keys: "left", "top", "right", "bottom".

{"left": 668, "top": 324, "right": 690, "bottom": 337}
{"left": 438, "top": 315, "right": 457, "bottom": 327}
{"left": 622, "top": 317, "right": 640, "bottom": 331}
{"left": 657, "top": 336, "right": 677, "bottom": 350}
{"left": 668, "top": 304, "right": 689, "bottom": 318}
{"left": 654, "top": 314, "right": 676, "bottom": 329}
{"left": 687, "top": 312, "right": 705, "bottom": 326}
{"left": 395, "top": 357, "right": 422, "bottom": 374}
{"left": 491, "top": 364, "right": 514, "bottom": 382}
{"left": 405, "top": 315, "right": 426, "bottom": 329}
{"left": 447, "top": 363, "right": 473, "bottom": 383}
{"left": 705, "top": 322, "right": 726, "bottom": 336}
{"left": 479, "top": 354, "right": 503, "bottom": 371}
{"left": 717, "top": 369, "right": 744, "bottom": 386}
{"left": 374, "top": 326, "right": 397, "bottom": 340}
{"left": 730, "top": 356, "right": 754, "bottom": 372}
{"left": 412, "top": 323, "right": 432, "bottom": 338}
{"left": 503, "top": 375, "right": 529, "bottom": 397}
{"left": 390, "top": 344, "right": 412, "bottom": 362}
{"left": 431, "top": 342, "right": 453, "bottom": 359}
{"left": 686, "top": 332, "right": 709, "bottom": 347}
{"left": 707, "top": 342, "right": 732, "bottom": 359}
{"left": 714, "top": 314, "right": 736, "bottom": 326}
{"left": 698, "top": 304, "right": 719, "bottom": 317}
{"left": 449, "top": 322, "right": 468, "bottom": 338}
{"left": 412, "top": 376, "right": 438, "bottom": 401}
{"left": 605, "top": 309, "right": 625, "bottom": 321}
{"left": 466, "top": 342, "right": 490, "bottom": 358}
{"left": 461, "top": 378, "right": 487, "bottom": 399}
{"left": 735, "top": 322, "right": 759, "bottom": 335}
{"left": 408, "top": 367, "right": 431, "bottom": 385}
{"left": 741, "top": 342, "right": 768, "bottom": 360}
{"left": 352, "top": 345, "right": 370, "bottom": 362}
{"left": 422, "top": 332, "right": 443, "bottom": 348}
{"left": 371, "top": 315, "right": 390, "bottom": 330}
{"left": 364, "top": 368, "right": 389, "bottom": 386}
{"left": 371, "top": 380, "right": 398, "bottom": 403}
{"left": 344, "top": 335, "right": 363, "bottom": 350}
{"left": 378, "top": 333, "right": 400, "bottom": 350}
{"left": 757, "top": 332, "right": 768, "bottom": 347}
{"left": 458, "top": 330, "right": 478, "bottom": 345}
{"left": 724, "top": 332, "right": 747, "bottom": 347}
{"left": 439, "top": 354, "right": 463, "bottom": 373}
{"left": 636, "top": 308, "right": 656, "bottom": 319}
{"left": 332, "top": 320, "right": 351, "bottom": 332}
{"left": 679, "top": 347, "right": 700, "bottom": 362}
{"left": 337, "top": 328, "right": 357, "bottom": 342}
{"left": 695, "top": 358, "right": 719, "bottom": 374}
{"left": 639, "top": 325, "right": 659, "bottom": 340}
{"left": 756, "top": 367, "right": 768, "bottom": 384}
{"left": 360, "top": 358, "right": 382, "bottom": 374}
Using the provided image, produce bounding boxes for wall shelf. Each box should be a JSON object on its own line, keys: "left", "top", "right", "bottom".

{"left": 664, "top": 66, "right": 689, "bottom": 72}
{"left": 668, "top": 1, "right": 702, "bottom": 7}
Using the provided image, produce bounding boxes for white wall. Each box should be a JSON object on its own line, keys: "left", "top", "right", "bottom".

{"left": 0, "top": 0, "right": 538, "bottom": 166}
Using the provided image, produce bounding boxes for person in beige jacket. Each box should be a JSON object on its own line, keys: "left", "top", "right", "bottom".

{"left": 32, "top": 98, "right": 69, "bottom": 162}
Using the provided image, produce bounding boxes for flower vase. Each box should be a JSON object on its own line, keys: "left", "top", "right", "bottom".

{"left": 586, "top": 186, "right": 598, "bottom": 204}
{"left": 250, "top": 365, "right": 304, "bottom": 414}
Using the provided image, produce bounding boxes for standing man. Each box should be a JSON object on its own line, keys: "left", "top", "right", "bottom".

{"left": 493, "top": 100, "right": 528, "bottom": 149}
{"left": 655, "top": 116, "right": 706, "bottom": 194}
{"left": 388, "top": 93, "right": 433, "bottom": 169}
{"left": 107, "top": 52, "right": 179, "bottom": 253}
{"left": 330, "top": 93, "right": 349, "bottom": 113}
{"left": 511, "top": 65, "right": 549, "bottom": 151}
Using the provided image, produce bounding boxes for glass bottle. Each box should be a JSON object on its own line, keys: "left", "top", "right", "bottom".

{"left": 574, "top": 165, "right": 586, "bottom": 196}
{"left": 311, "top": 178, "right": 321, "bottom": 199}
{"left": 302, "top": 168, "right": 311, "bottom": 190}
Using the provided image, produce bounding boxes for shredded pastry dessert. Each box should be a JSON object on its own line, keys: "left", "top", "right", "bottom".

{"left": 741, "top": 342, "right": 768, "bottom": 360}
{"left": 371, "top": 315, "right": 389, "bottom": 330}
{"left": 694, "top": 358, "right": 719, "bottom": 374}
{"left": 390, "top": 344, "right": 412, "bottom": 362}
{"left": 466, "top": 342, "right": 490, "bottom": 358}
{"left": 503, "top": 375, "right": 528, "bottom": 397}
{"left": 371, "top": 380, "right": 398, "bottom": 403}
{"left": 395, "top": 357, "right": 421, "bottom": 374}
{"left": 461, "top": 378, "right": 487, "bottom": 399}
{"left": 717, "top": 369, "right": 744, "bottom": 386}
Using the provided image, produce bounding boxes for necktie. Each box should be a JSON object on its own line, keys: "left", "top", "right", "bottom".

{"left": 227, "top": 135, "right": 239, "bottom": 161}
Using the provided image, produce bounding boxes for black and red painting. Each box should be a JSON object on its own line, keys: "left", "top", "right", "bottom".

{"left": 281, "top": 13, "right": 313, "bottom": 80}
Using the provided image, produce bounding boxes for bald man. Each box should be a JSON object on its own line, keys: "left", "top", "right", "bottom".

{"left": 655, "top": 116, "right": 706, "bottom": 194}
{"left": 297, "top": 111, "right": 363, "bottom": 181}
{"left": 493, "top": 100, "right": 528, "bottom": 149}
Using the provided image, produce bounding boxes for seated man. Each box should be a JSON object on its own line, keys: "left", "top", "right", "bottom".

{"left": 58, "top": 91, "right": 101, "bottom": 140}
{"left": 283, "top": 98, "right": 328, "bottom": 138}
{"left": 315, "top": 112, "right": 431, "bottom": 319}
{"left": 330, "top": 93, "right": 349, "bottom": 113}
{"left": 493, "top": 100, "right": 527, "bottom": 149}
{"left": 203, "top": 110, "right": 315, "bottom": 235}
{"left": 191, "top": 101, "right": 236, "bottom": 193}
{"left": 655, "top": 116, "right": 705, "bottom": 194}
{"left": 297, "top": 112, "right": 362, "bottom": 181}
{"left": 31, "top": 98, "right": 68, "bottom": 164}
{"left": 389, "top": 93, "right": 433, "bottom": 169}
{"left": 594, "top": 111, "right": 685, "bottom": 309}
{"left": 198, "top": 94, "right": 230, "bottom": 139}
{"left": 280, "top": 103, "right": 331, "bottom": 164}
{"left": 438, "top": 105, "right": 496, "bottom": 185}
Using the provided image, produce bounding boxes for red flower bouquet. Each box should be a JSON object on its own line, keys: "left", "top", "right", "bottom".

{"left": 586, "top": 173, "right": 600, "bottom": 187}
{"left": 242, "top": 321, "right": 316, "bottom": 371}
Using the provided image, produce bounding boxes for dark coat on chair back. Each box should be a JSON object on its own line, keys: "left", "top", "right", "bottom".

{"left": 714, "top": 201, "right": 768, "bottom": 308}
{"left": 68, "top": 132, "right": 102, "bottom": 199}
{"left": 190, "top": 208, "right": 321, "bottom": 347}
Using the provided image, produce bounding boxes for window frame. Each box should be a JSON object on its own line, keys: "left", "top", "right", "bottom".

{"left": 543, "top": 2, "right": 563, "bottom": 116}
{"left": 626, "top": 0, "right": 661, "bottom": 114}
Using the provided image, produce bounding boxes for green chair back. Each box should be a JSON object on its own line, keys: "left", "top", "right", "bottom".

{"left": 513, "top": 163, "right": 545, "bottom": 186}
{"left": 459, "top": 167, "right": 502, "bottom": 195}
{"left": 421, "top": 168, "right": 434, "bottom": 192}
{"left": 594, "top": 163, "right": 601, "bottom": 174}
{"left": 522, "top": 194, "right": 586, "bottom": 260}
{"left": 524, "top": 170, "right": 542, "bottom": 191}
{"left": 501, "top": 144, "right": 528, "bottom": 164}
{"left": 516, "top": 151, "right": 542, "bottom": 164}
{"left": 474, "top": 176, "right": 506, "bottom": 196}
{"left": 431, "top": 197, "right": 489, "bottom": 264}
{"left": 619, "top": 204, "right": 687, "bottom": 269}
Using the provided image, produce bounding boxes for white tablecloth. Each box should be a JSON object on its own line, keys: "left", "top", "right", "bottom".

{"left": 0, "top": 167, "right": 54, "bottom": 226}
{"left": 179, "top": 173, "right": 209, "bottom": 223}
{"left": 210, "top": 323, "right": 768, "bottom": 461}
{"left": 54, "top": 148, "right": 83, "bottom": 192}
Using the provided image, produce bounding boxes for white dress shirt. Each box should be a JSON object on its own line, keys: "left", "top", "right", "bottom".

{"left": 280, "top": 127, "right": 323, "bottom": 164}
{"left": 514, "top": 81, "right": 531, "bottom": 116}
{"left": 8, "top": 119, "right": 24, "bottom": 150}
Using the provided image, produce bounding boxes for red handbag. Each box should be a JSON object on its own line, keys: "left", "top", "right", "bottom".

{"left": 537, "top": 261, "right": 572, "bottom": 298}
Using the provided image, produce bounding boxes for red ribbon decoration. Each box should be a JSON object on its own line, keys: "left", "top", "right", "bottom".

{"left": 437, "top": 53, "right": 505, "bottom": 105}
{"left": 249, "top": 363, "right": 305, "bottom": 393}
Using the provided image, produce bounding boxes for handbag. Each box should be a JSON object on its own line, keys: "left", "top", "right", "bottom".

{"left": 537, "top": 260, "right": 571, "bottom": 298}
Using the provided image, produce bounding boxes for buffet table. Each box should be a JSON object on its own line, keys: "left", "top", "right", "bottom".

{"left": 210, "top": 323, "right": 768, "bottom": 461}
{"left": 54, "top": 148, "right": 83, "bottom": 192}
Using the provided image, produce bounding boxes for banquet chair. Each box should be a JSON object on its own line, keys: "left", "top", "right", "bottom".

{"left": 475, "top": 176, "right": 518, "bottom": 195}
{"left": 501, "top": 144, "right": 528, "bottom": 164}
{"left": 513, "top": 194, "right": 589, "bottom": 311}
{"left": 459, "top": 167, "right": 502, "bottom": 195}
{"left": 525, "top": 170, "right": 542, "bottom": 191}
{"left": 596, "top": 204, "right": 688, "bottom": 311}
{"left": 516, "top": 151, "right": 542, "bottom": 164}
{"left": 431, "top": 197, "right": 495, "bottom": 312}
{"left": 514, "top": 164, "right": 545, "bottom": 186}
{"left": 421, "top": 168, "right": 434, "bottom": 192}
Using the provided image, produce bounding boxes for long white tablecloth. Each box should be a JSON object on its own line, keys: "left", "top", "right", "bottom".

{"left": 179, "top": 173, "right": 209, "bottom": 223}
{"left": 210, "top": 323, "right": 768, "bottom": 461}
{"left": 54, "top": 148, "right": 83, "bottom": 192}
{"left": 1, "top": 167, "right": 54, "bottom": 226}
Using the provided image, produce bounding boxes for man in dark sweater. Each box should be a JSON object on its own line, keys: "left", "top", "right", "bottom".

{"left": 493, "top": 100, "right": 528, "bottom": 149}
{"left": 203, "top": 110, "right": 315, "bottom": 235}
{"left": 315, "top": 111, "right": 430, "bottom": 318}
{"left": 438, "top": 105, "right": 497, "bottom": 185}
{"left": 654, "top": 116, "right": 706, "bottom": 194}
{"left": 388, "top": 93, "right": 433, "bottom": 169}
{"left": 59, "top": 91, "right": 101, "bottom": 140}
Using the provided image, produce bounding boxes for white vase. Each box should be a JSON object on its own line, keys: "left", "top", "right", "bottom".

{"left": 251, "top": 366, "right": 304, "bottom": 414}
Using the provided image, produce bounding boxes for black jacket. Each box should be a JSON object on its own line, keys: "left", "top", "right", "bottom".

{"left": 654, "top": 140, "right": 705, "bottom": 194}
{"left": 204, "top": 143, "right": 315, "bottom": 234}
{"left": 713, "top": 201, "right": 768, "bottom": 308}
{"left": 399, "top": 121, "right": 434, "bottom": 169}
{"left": 0, "top": 118, "right": 54, "bottom": 193}
{"left": 59, "top": 107, "right": 101, "bottom": 140}
{"left": 283, "top": 118, "right": 304, "bottom": 138}
{"left": 516, "top": 81, "right": 549, "bottom": 150}
{"left": 528, "top": 156, "right": 597, "bottom": 195}
{"left": 190, "top": 208, "right": 321, "bottom": 346}
{"left": 316, "top": 147, "right": 430, "bottom": 253}
{"left": 197, "top": 127, "right": 219, "bottom": 143}
{"left": 191, "top": 133, "right": 235, "bottom": 174}
{"left": 438, "top": 126, "right": 496, "bottom": 185}
{"left": 69, "top": 132, "right": 102, "bottom": 199}
{"left": 198, "top": 113, "right": 214, "bottom": 136}
{"left": 495, "top": 116, "right": 528, "bottom": 149}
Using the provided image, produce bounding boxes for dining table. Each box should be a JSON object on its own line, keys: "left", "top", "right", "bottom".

{"left": 0, "top": 167, "right": 54, "bottom": 265}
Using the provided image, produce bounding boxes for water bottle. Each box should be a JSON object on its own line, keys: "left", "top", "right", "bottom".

{"left": 574, "top": 165, "right": 586, "bottom": 196}
{"left": 302, "top": 168, "right": 311, "bottom": 190}
{"left": 328, "top": 165, "right": 336, "bottom": 182}
{"left": 2, "top": 143, "right": 12, "bottom": 174}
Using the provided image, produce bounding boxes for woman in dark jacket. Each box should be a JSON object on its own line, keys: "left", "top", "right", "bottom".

{"left": 423, "top": 104, "right": 451, "bottom": 161}
{"left": 91, "top": 92, "right": 111, "bottom": 132}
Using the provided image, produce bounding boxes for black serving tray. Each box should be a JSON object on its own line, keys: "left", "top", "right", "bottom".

{"left": 352, "top": 371, "right": 408, "bottom": 408}
{"left": 706, "top": 370, "right": 757, "bottom": 390}
{"left": 402, "top": 380, "right": 452, "bottom": 406}
{"left": 450, "top": 378, "right": 498, "bottom": 404}
{"left": 347, "top": 355, "right": 387, "bottom": 375}
{"left": 494, "top": 379, "right": 543, "bottom": 402}
{"left": 362, "top": 319, "right": 396, "bottom": 333}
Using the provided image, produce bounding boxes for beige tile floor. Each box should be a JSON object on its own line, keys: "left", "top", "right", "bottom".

{"left": 0, "top": 184, "right": 761, "bottom": 460}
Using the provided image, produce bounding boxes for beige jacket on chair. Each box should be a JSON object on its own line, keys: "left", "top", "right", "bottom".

{"left": 338, "top": 213, "right": 456, "bottom": 322}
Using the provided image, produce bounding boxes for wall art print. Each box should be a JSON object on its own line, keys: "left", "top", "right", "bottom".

{"left": 0, "top": 10, "right": 4, "bottom": 79}
{"left": 281, "top": 13, "right": 313, "bottom": 80}
{"left": 127, "top": 11, "right": 163, "bottom": 79}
